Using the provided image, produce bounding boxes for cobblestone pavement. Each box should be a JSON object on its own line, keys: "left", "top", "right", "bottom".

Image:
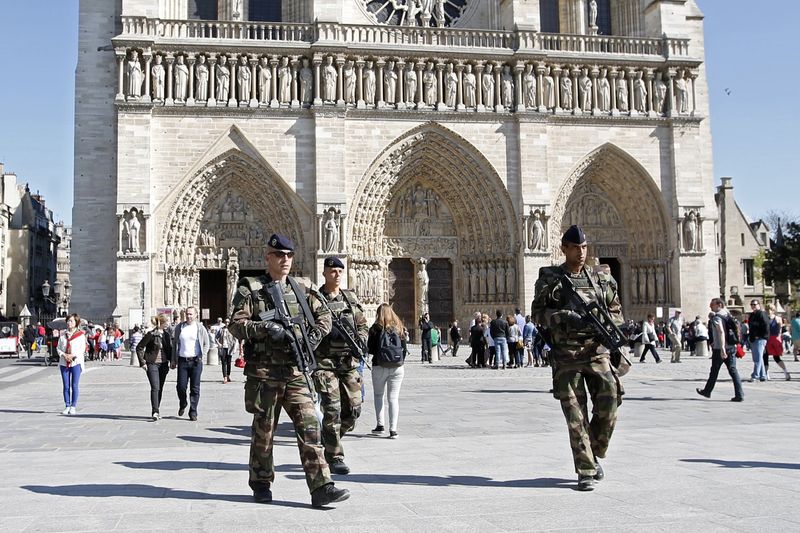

{"left": 1, "top": 347, "right": 798, "bottom": 532}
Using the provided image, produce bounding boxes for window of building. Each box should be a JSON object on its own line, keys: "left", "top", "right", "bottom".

{"left": 595, "top": 0, "right": 612, "bottom": 35}
{"left": 743, "top": 259, "right": 754, "bottom": 287}
{"left": 539, "top": 0, "right": 559, "bottom": 33}
{"left": 249, "top": 0, "right": 281, "bottom": 21}
{"left": 188, "top": 0, "right": 218, "bottom": 20}
{"left": 741, "top": 233, "right": 745, "bottom": 246}
{"left": 760, "top": 232, "right": 768, "bottom": 246}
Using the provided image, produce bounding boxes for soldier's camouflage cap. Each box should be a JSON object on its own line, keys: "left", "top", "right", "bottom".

{"left": 324, "top": 256, "right": 345, "bottom": 269}
{"left": 561, "top": 225, "right": 587, "bottom": 245}
{"left": 267, "top": 233, "right": 294, "bottom": 252}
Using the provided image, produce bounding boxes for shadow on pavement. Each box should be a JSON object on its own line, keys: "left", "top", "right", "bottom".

{"left": 207, "top": 425, "right": 251, "bottom": 437}
{"left": 20, "top": 484, "right": 310, "bottom": 508}
{"left": 287, "top": 473, "right": 574, "bottom": 489}
{"left": 177, "top": 435, "right": 249, "bottom": 446}
{"left": 0, "top": 409, "right": 47, "bottom": 414}
{"left": 70, "top": 413, "right": 155, "bottom": 421}
{"left": 469, "top": 389, "right": 549, "bottom": 394}
{"left": 115, "top": 461, "right": 247, "bottom": 471}
{"left": 681, "top": 459, "right": 800, "bottom": 470}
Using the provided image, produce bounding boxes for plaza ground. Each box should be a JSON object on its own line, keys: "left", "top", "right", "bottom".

{"left": 0, "top": 347, "right": 798, "bottom": 532}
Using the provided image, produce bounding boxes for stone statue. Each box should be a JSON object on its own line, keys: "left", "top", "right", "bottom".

{"left": 195, "top": 55, "right": 209, "bottom": 101}
{"left": 405, "top": 62, "right": 418, "bottom": 104}
{"left": 561, "top": 73, "right": 573, "bottom": 109}
{"left": 653, "top": 71, "right": 667, "bottom": 115}
{"left": 258, "top": 57, "right": 271, "bottom": 103}
{"left": 322, "top": 56, "right": 337, "bottom": 102}
{"left": 299, "top": 57, "right": 313, "bottom": 104}
{"left": 589, "top": 0, "right": 598, "bottom": 29}
{"left": 343, "top": 60, "right": 356, "bottom": 104}
{"left": 463, "top": 64, "right": 476, "bottom": 107}
{"left": 151, "top": 54, "right": 165, "bottom": 101}
{"left": 174, "top": 55, "right": 189, "bottom": 102}
{"left": 363, "top": 61, "right": 376, "bottom": 105}
{"left": 482, "top": 64, "right": 495, "bottom": 107}
{"left": 683, "top": 211, "right": 698, "bottom": 251}
{"left": 417, "top": 258, "right": 430, "bottom": 314}
{"left": 384, "top": 60, "right": 397, "bottom": 104}
{"left": 501, "top": 65, "right": 514, "bottom": 108}
{"left": 165, "top": 275, "right": 173, "bottom": 305}
{"left": 444, "top": 63, "right": 457, "bottom": 107}
{"left": 422, "top": 62, "right": 437, "bottom": 106}
{"left": 496, "top": 262, "right": 506, "bottom": 300}
{"left": 435, "top": 0, "right": 446, "bottom": 27}
{"left": 579, "top": 68, "right": 592, "bottom": 111}
{"left": 638, "top": 268, "right": 647, "bottom": 303}
{"left": 617, "top": 71, "right": 629, "bottom": 111}
{"left": 126, "top": 50, "right": 143, "bottom": 98}
{"left": 634, "top": 71, "right": 647, "bottom": 113}
{"left": 675, "top": 70, "right": 689, "bottom": 114}
{"left": 277, "top": 56, "right": 291, "bottom": 103}
{"left": 237, "top": 56, "right": 251, "bottom": 103}
{"left": 543, "top": 66, "right": 555, "bottom": 109}
{"left": 405, "top": 0, "right": 423, "bottom": 26}
{"left": 322, "top": 211, "right": 339, "bottom": 253}
{"left": 598, "top": 69, "right": 610, "bottom": 112}
{"left": 216, "top": 56, "right": 230, "bottom": 102}
{"left": 523, "top": 64, "right": 536, "bottom": 108}
{"left": 124, "top": 208, "right": 141, "bottom": 253}
{"left": 530, "top": 211, "right": 545, "bottom": 251}
{"left": 232, "top": 0, "right": 242, "bottom": 19}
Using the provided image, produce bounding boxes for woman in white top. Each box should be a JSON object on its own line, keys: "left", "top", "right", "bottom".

{"left": 507, "top": 315, "right": 523, "bottom": 368}
{"left": 693, "top": 317, "right": 709, "bottom": 358}
{"left": 57, "top": 314, "right": 87, "bottom": 415}
{"left": 639, "top": 313, "right": 662, "bottom": 363}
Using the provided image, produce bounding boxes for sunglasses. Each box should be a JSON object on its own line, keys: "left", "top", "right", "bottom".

{"left": 269, "top": 251, "right": 295, "bottom": 259}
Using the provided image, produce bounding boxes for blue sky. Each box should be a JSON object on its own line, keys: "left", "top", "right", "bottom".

{"left": 0, "top": 0, "right": 796, "bottom": 225}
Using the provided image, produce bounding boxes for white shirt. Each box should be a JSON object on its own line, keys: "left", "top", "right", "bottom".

{"left": 641, "top": 321, "right": 657, "bottom": 345}
{"left": 57, "top": 330, "right": 87, "bottom": 367}
{"left": 179, "top": 321, "right": 200, "bottom": 358}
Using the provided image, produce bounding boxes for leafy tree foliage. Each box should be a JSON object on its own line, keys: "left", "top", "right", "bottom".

{"left": 763, "top": 222, "right": 800, "bottom": 285}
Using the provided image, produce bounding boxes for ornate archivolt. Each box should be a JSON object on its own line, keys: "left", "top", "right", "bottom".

{"left": 156, "top": 149, "right": 308, "bottom": 307}
{"left": 553, "top": 143, "right": 673, "bottom": 307}
{"left": 350, "top": 122, "right": 518, "bottom": 306}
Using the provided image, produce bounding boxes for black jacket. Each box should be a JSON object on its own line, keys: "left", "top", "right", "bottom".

{"left": 367, "top": 324, "right": 407, "bottom": 367}
{"left": 469, "top": 324, "right": 485, "bottom": 348}
{"left": 489, "top": 318, "right": 509, "bottom": 340}
{"left": 748, "top": 310, "right": 770, "bottom": 341}
{"left": 136, "top": 329, "right": 172, "bottom": 366}
{"left": 449, "top": 325, "right": 461, "bottom": 343}
{"left": 419, "top": 319, "right": 433, "bottom": 339}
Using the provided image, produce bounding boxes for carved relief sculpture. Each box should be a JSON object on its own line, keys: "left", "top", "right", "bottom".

{"left": 523, "top": 63, "right": 536, "bottom": 108}
{"left": 258, "top": 57, "right": 271, "bottom": 103}
{"left": 501, "top": 65, "right": 514, "bottom": 108}
{"left": 216, "top": 56, "right": 230, "bottom": 102}
{"left": 445, "top": 63, "right": 458, "bottom": 108}
{"left": 589, "top": 0, "right": 598, "bottom": 30}
{"left": 560, "top": 72, "right": 573, "bottom": 109}
{"left": 651, "top": 71, "right": 666, "bottom": 115}
{"left": 579, "top": 68, "right": 592, "bottom": 111}
{"left": 530, "top": 210, "right": 546, "bottom": 251}
{"left": 322, "top": 56, "right": 337, "bottom": 102}
{"left": 195, "top": 55, "right": 209, "bottom": 101}
{"left": 299, "top": 57, "right": 313, "bottom": 104}
{"left": 482, "top": 64, "right": 495, "bottom": 107}
{"left": 463, "top": 64, "right": 477, "bottom": 107}
{"left": 123, "top": 208, "right": 142, "bottom": 253}
{"left": 617, "top": 71, "right": 629, "bottom": 111}
{"left": 683, "top": 211, "right": 699, "bottom": 251}
{"left": 423, "top": 62, "right": 437, "bottom": 106}
{"left": 405, "top": 62, "right": 417, "bottom": 104}
{"left": 343, "top": 59, "right": 356, "bottom": 104}
{"left": 384, "top": 60, "right": 397, "bottom": 104}
{"left": 363, "top": 60, "right": 376, "bottom": 105}
{"left": 417, "top": 258, "right": 430, "bottom": 314}
{"left": 598, "top": 69, "right": 611, "bottom": 112}
{"left": 126, "top": 50, "right": 143, "bottom": 98}
{"left": 322, "top": 210, "right": 340, "bottom": 253}
{"left": 634, "top": 71, "right": 647, "bottom": 113}
{"left": 151, "top": 54, "right": 165, "bottom": 101}
{"left": 278, "top": 56, "right": 292, "bottom": 103}
{"left": 237, "top": 55, "right": 251, "bottom": 104}
{"left": 543, "top": 66, "right": 555, "bottom": 109}
{"left": 675, "top": 70, "right": 689, "bottom": 114}
{"left": 174, "top": 55, "right": 189, "bottom": 102}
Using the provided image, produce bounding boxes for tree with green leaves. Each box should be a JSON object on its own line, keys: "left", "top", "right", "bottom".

{"left": 762, "top": 222, "right": 800, "bottom": 286}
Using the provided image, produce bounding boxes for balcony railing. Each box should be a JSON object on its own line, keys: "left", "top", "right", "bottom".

{"left": 117, "top": 16, "right": 692, "bottom": 59}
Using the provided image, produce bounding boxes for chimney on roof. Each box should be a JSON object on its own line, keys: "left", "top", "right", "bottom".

{"left": 720, "top": 177, "right": 733, "bottom": 189}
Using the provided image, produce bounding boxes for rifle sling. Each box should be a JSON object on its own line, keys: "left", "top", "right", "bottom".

{"left": 287, "top": 276, "right": 317, "bottom": 329}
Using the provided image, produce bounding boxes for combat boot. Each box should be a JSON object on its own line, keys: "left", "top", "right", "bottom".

{"left": 594, "top": 461, "right": 604, "bottom": 481}
{"left": 252, "top": 485, "right": 272, "bottom": 504}
{"left": 577, "top": 475, "right": 596, "bottom": 491}
{"left": 311, "top": 483, "right": 350, "bottom": 508}
{"left": 329, "top": 458, "right": 351, "bottom": 475}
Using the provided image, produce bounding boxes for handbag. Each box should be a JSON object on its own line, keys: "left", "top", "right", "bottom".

{"left": 735, "top": 344, "right": 745, "bottom": 358}
{"left": 516, "top": 339, "right": 524, "bottom": 349}
{"left": 234, "top": 356, "right": 245, "bottom": 368}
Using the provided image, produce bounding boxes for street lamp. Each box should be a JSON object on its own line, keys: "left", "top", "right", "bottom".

{"left": 40, "top": 280, "right": 63, "bottom": 316}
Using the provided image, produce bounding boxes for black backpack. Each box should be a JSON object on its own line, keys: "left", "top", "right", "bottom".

{"left": 375, "top": 328, "right": 404, "bottom": 365}
{"left": 723, "top": 314, "right": 741, "bottom": 345}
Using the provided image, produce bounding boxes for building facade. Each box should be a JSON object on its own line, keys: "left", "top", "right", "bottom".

{"left": 73, "top": 0, "right": 718, "bottom": 331}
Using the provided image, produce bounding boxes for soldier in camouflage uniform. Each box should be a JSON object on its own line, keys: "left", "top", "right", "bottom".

{"left": 229, "top": 234, "right": 350, "bottom": 508}
{"left": 314, "top": 256, "right": 369, "bottom": 475}
{"left": 532, "top": 225, "right": 625, "bottom": 491}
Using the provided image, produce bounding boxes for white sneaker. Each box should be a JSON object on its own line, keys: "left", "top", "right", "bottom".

{"left": 68, "top": 406, "right": 76, "bottom": 415}
{"left": 62, "top": 407, "right": 70, "bottom": 415}
{"left": 152, "top": 413, "right": 160, "bottom": 421}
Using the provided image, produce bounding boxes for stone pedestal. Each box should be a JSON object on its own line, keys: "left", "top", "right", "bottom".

{"left": 207, "top": 344, "right": 219, "bottom": 366}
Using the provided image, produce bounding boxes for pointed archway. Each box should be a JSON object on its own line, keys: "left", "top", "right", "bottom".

{"left": 349, "top": 122, "right": 519, "bottom": 328}
{"left": 553, "top": 143, "right": 673, "bottom": 314}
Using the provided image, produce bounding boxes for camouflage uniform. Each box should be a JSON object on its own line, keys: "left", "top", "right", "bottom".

{"left": 229, "top": 274, "right": 333, "bottom": 494}
{"left": 532, "top": 263, "right": 624, "bottom": 477}
{"left": 313, "top": 288, "right": 368, "bottom": 463}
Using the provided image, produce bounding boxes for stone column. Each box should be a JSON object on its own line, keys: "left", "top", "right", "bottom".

{"left": 165, "top": 54, "right": 174, "bottom": 105}
{"left": 207, "top": 54, "right": 217, "bottom": 107}
{"left": 571, "top": 67, "right": 581, "bottom": 114}
{"left": 436, "top": 62, "right": 446, "bottom": 111}
{"left": 339, "top": 214, "right": 348, "bottom": 253}
{"left": 591, "top": 66, "right": 600, "bottom": 115}
{"left": 116, "top": 52, "right": 125, "bottom": 101}
{"left": 313, "top": 55, "right": 323, "bottom": 106}
{"left": 376, "top": 59, "right": 385, "bottom": 108}
{"left": 186, "top": 54, "right": 196, "bottom": 106}
{"left": 250, "top": 57, "right": 259, "bottom": 107}
{"left": 336, "top": 57, "right": 345, "bottom": 107}
{"left": 142, "top": 52, "right": 152, "bottom": 103}
{"left": 645, "top": 68, "right": 656, "bottom": 117}
{"left": 666, "top": 68, "right": 676, "bottom": 117}
{"left": 416, "top": 62, "right": 424, "bottom": 109}
{"left": 515, "top": 61, "right": 525, "bottom": 112}
{"left": 290, "top": 58, "right": 300, "bottom": 108}
{"left": 536, "top": 62, "right": 546, "bottom": 112}
{"left": 396, "top": 60, "right": 405, "bottom": 109}
{"left": 609, "top": 68, "right": 619, "bottom": 115}
{"left": 475, "top": 62, "right": 485, "bottom": 111}
{"left": 269, "top": 57, "right": 279, "bottom": 108}
{"left": 690, "top": 70, "right": 698, "bottom": 116}
{"left": 552, "top": 65, "right": 562, "bottom": 112}
{"left": 494, "top": 63, "right": 502, "bottom": 112}
{"left": 356, "top": 60, "right": 365, "bottom": 109}
{"left": 456, "top": 63, "right": 465, "bottom": 111}
{"left": 627, "top": 68, "right": 635, "bottom": 117}
{"left": 227, "top": 53, "right": 238, "bottom": 107}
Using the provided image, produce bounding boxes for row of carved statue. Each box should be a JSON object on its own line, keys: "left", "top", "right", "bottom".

{"left": 631, "top": 263, "right": 669, "bottom": 305}
{"left": 463, "top": 258, "right": 518, "bottom": 304}
{"left": 118, "top": 49, "right": 698, "bottom": 116}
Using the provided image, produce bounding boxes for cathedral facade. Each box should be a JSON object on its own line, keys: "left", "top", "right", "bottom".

{"left": 73, "top": 0, "right": 717, "bottom": 331}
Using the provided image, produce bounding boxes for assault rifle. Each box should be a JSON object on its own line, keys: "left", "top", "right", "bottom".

{"left": 263, "top": 281, "right": 320, "bottom": 404}
{"left": 319, "top": 296, "right": 369, "bottom": 368}
{"left": 559, "top": 272, "right": 630, "bottom": 375}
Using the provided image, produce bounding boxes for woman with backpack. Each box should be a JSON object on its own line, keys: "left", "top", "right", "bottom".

{"left": 135, "top": 315, "right": 173, "bottom": 420}
{"left": 367, "top": 303, "right": 407, "bottom": 439}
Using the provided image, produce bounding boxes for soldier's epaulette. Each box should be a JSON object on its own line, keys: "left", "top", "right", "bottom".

{"left": 238, "top": 275, "right": 268, "bottom": 292}
{"left": 537, "top": 266, "right": 563, "bottom": 281}
{"left": 340, "top": 288, "right": 364, "bottom": 309}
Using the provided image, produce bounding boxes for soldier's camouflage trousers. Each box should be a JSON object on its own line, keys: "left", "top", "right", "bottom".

{"left": 312, "top": 367, "right": 363, "bottom": 462}
{"left": 552, "top": 356, "right": 621, "bottom": 476}
{"left": 244, "top": 372, "right": 332, "bottom": 494}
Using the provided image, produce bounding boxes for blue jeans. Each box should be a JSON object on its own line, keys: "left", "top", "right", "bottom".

{"left": 701, "top": 347, "right": 744, "bottom": 399}
{"left": 60, "top": 364, "right": 82, "bottom": 407}
{"left": 493, "top": 337, "right": 508, "bottom": 367}
{"left": 750, "top": 338, "right": 767, "bottom": 380}
{"left": 176, "top": 356, "right": 203, "bottom": 417}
